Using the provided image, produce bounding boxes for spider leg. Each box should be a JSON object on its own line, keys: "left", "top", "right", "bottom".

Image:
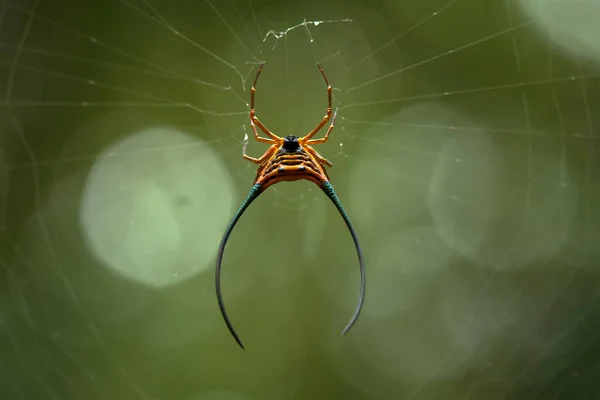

{"left": 305, "top": 145, "right": 333, "bottom": 167}
{"left": 251, "top": 116, "right": 279, "bottom": 142}
{"left": 250, "top": 124, "right": 276, "bottom": 144}
{"left": 243, "top": 142, "right": 278, "bottom": 164}
{"left": 301, "top": 63, "right": 333, "bottom": 142}
{"left": 306, "top": 109, "right": 337, "bottom": 145}
{"left": 250, "top": 63, "right": 279, "bottom": 142}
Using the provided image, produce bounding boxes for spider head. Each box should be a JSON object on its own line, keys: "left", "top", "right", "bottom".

{"left": 282, "top": 135, "right": 300, "bottom": 152}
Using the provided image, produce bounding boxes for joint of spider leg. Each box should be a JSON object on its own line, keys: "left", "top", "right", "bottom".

{"left": 282, "top": 135, "right": 300, "bottom": 152}
{"left": 331, "top": 109, "right": 338, "bottom": 123}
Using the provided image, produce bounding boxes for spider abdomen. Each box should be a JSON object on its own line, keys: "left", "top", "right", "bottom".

{"left": 255, "top": 149, "right": 328, "bottom": 190}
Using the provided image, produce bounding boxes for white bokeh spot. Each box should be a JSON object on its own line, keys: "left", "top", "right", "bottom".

{"left": 79, "top": 126, "right": 235, "bottom": 287}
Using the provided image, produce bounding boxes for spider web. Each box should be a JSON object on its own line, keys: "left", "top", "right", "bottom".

{"left": 1, "top": 0, "right": 599, "bottom": 398}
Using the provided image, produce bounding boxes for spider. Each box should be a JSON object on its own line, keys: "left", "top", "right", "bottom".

{"left": 216, "top": 63, "right": 365, "bottom": 349}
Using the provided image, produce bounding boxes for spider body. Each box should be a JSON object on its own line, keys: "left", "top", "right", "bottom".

{"left": 253, "top": 136, "right": 330, "bottom": 191}
{"left": 216, "top": 63, "right": 365, "bottom": 349}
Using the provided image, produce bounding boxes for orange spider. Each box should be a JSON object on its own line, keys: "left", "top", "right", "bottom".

{"left": 216, "top": 63, "right": 365, "bottom": 349}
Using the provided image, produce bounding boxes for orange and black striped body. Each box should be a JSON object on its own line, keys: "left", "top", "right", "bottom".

{"left": 253, "top": 135, "right": 330, "bottom": 191}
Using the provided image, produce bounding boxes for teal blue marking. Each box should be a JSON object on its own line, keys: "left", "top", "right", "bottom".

{"left": 216, "top": 183, "right": 262, "bottom": 349}
{"left": 321, "top": 180, "right": 365, "bottom": 336}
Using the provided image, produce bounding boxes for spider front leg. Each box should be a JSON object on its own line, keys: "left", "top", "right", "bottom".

{"left": 250, "top": 63, "right": 280, "bottom": 143}
{"left": 302, "top": 64, "right": 333, "bottom": 142}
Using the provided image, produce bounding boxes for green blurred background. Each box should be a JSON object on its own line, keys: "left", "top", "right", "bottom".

{"left": 1, "top": 0, "right": 600, "bottom": 398}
